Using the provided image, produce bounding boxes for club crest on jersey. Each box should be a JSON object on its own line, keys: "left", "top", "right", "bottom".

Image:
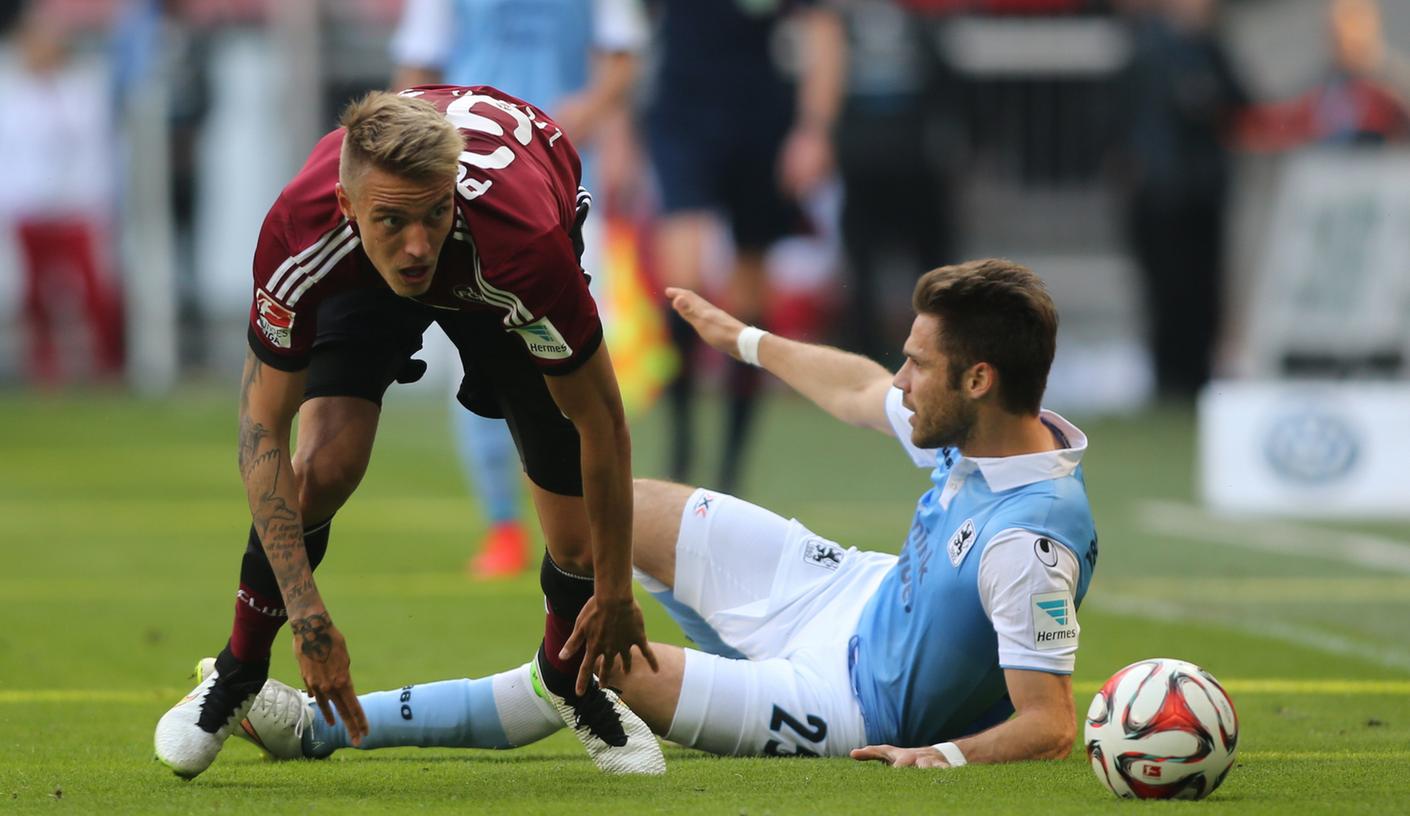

{"left": 947, "top": 519, "right": 977, "bottom": 567}
{"left": 255, "top": 289, "right": 295, "bottom": 349}
{"left": 802, "top": 538, "right": 844, "bottom": 571}
{"left": 511, "top": 317, "right": 572, "bottom": 360}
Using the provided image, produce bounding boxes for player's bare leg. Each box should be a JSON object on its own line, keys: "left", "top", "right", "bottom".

{"left": 156, "top": 396, "right": 380, "bottom": 778}
{"left": 600, "top": 644, "right": 686, "bottom": 736}
{"left": 530, "top": 484, "right": 593, "bottom": 571}
{"left": 629, "top": 478, "right": 695, "bottom": 589}
{"left": 292, "top": 396, "right": 382, "bottom": 522}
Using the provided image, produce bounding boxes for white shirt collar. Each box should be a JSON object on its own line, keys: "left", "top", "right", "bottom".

{"left": 950, "top": 410, "right": 1088, "bottom": 493}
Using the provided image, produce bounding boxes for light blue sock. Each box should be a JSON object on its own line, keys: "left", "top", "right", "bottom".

{"left": 305, "top": 664, "right": 562, "bottom": 757}
{"left": 453, "top": 408, "right": 521, "bottom": 525}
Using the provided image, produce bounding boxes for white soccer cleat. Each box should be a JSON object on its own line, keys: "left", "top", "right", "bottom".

{"left": 240, "top": 677, "right": 315, "bottom": 759}
{"left": 532, "top": 652, "right": 666, "bottom": 775}
{"left": 154, "top": 656, "right": 262, "bottom": 779}
{"left": 197, "top": 657, "right": 314, "bottom": 761}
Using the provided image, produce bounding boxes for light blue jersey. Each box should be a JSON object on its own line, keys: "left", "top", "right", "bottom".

{"left": 391, "top": 0, "right": 646, "bottom": 190}
{"left": 849, "top": 390, "right": 1098, "bottom": 747}
{"left": 440, "top": 0, "right": 593, "bottom": 115}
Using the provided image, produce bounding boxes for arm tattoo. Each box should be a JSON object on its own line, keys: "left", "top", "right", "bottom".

{"left": 236, "top": 351, "right": 309, "bottom": 603}
{"left": 237, "top": 416, "right": 271, "bottom": 477}
{"left": 290, "top": 612, "right": 334, "bottom": 662}
{"left": 237, "top": 353, "right": 273, "bottom": 476}
{"left": 239, "top": 351, "right": 263, "bottom": 414}
{"left": 240, "top": 427, "right": 297, "bottom": 537}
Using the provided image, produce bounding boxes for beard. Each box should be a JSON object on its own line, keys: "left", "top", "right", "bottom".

{"left": 910, "top": 398, "right": 977, "bottom": 450}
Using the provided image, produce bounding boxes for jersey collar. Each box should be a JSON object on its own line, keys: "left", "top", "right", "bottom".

{"left": 946, "top": 410, "right": 1088, "bottom": 494}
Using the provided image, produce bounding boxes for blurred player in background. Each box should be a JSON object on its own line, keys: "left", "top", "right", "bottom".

{"left": 154, "top": 87, "right": 663, "bottom": 779}
{"left": 389, "top": 0, "right": 648, "bottom": 578}
{"left": 831, "top": 0, "right": 955, "bottom": 367}
{"left": 646, "top": 0, "right": 845, "bottom": 493}
{"left": 229, "top": 260, "right": 1098, "bottom": 771}
{"left": 0, "top": 11, "right": 122, "bottom": 385}
{"left": 1116, "top": 0, "right": 1249, "bottom": 399}
{"left": 109, "top": 0, "right": 213, "bottom": 368}
{"left": 1239, "top": 0, "right": 1410, "bottom": 148}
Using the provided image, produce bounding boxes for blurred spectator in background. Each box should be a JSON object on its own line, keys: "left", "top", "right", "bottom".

{"left": 646, "top": 0, "right": 845, "bottom": 492}
{"left": 390, "top": 0, "right": 648, "bottom": 577}
{"left": 1115, "top": 0, "right": 1248, "bottom": 400}
{"left": 0, "top": 11, "right": 122, "bottom": 386}
{"left": 109, "top": 0, "right": 213, "bottom": 368}
{"left": 0, "top": 1, "right": 23, "bottom": 35}
{"left": 831, "top": 0, "right": 954, "bottom": 367}
{"left": 1240, "top": 0, "right": 1410, "bottom": 149}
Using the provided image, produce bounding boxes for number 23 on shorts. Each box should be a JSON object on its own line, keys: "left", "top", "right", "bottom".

{"left": 763, "top": 705, "right": 828, "bottom": 757}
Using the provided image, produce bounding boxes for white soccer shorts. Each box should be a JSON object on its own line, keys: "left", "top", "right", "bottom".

{"left": 650, "top": 488, "right": 896, "bottom": 757}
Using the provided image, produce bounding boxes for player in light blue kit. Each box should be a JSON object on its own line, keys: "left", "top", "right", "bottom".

{"left": 390, "top": 0, "right": 647, "bottom": 576}
{"left": 227, "top": 259, "right": 1095, "bottom": 769}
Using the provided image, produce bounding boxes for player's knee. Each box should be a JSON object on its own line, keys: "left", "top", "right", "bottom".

{"left": 548, "top": 544, "right": 593, "bottom": 575}
{"left": 294, "top": 448, "right": 366, "bottom": 518}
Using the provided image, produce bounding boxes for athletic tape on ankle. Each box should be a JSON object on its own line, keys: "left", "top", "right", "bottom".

{"left": 933, "top": 741, "right": 967, "bottom": 767}
{"left": 736, "top": 326, "right": 768, "bottom": 367}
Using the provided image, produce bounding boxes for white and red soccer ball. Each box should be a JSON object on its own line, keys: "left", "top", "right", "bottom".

{"left": 1084, "top": 658, "right": 1239, "bottom": 800}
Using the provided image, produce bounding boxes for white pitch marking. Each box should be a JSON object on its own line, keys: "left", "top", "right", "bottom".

{"left": 1089, "top": 593, "right": 1410, "bottom": 673}
{"left": 1137, "top": 500, "right": 1410, "bottom": 574}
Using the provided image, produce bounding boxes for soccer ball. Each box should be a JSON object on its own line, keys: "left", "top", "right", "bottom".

{"left": 1084, "top": 658, "right": 1239, "bottom": 800}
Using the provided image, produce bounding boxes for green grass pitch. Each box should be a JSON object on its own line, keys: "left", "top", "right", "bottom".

{"left": 1, "top": 388, "right": 1407, "bottom": 814}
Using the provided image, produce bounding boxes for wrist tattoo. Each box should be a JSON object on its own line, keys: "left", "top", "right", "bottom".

{"left": 290, "top": 612, "right": 334, "bottom": 662}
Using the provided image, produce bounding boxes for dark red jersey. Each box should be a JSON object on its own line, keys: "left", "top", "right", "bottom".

{"left": 248, "top": 85, "right": 599, "bottom": 373}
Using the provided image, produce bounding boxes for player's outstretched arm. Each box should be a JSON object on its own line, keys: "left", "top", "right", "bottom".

{"left": 544, "top": 343, "right": 659, "bottom": 695}
{"left": 851, "top": 670, "right": 1075, "bottom": 768}
{"left": 666, "top": 287, "right": 895, "bottom": 435}
{"left": 237, "top": 350, "right": 367, "bottom": 745}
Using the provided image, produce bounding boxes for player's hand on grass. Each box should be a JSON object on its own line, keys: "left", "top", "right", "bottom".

{"left": 665, "top": 287, "right": 748, "bottom": 361}
{"left": 561, "top": 593, "right": 660, "bottom": 696}
{"left": 850, "top": 744, "right": 952, "bottom": 769}
{"left": 289, "top": 611, "right": 368, "bottom": 746}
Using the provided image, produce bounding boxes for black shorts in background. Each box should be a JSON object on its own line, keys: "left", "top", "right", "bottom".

{"left": 645, "top": 101, "right": 806, "bottom": 251}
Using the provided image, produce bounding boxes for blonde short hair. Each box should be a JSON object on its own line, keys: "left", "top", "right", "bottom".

{"left": 338, "top": 91, "right": 463, "bottom": 192}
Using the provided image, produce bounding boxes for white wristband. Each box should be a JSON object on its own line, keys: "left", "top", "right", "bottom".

{"left": 933, "top": 742, "right": 967, "bottom": 767}
{"left": 736, "top": 326, "right": 769, "bottom": 367}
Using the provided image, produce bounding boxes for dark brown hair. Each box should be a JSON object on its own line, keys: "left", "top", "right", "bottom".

{"left": 911, "top": 259, "right": 1058, "bottom": 415}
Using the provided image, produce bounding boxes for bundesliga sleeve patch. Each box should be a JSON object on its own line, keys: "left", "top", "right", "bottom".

{"left": 1031, "top": 591, "right": 1079, "bottom": 651}
{"left": 511, "top": 317, "right": 573, "bottom": 360}
{"left": 255, "top": 290, "right": 295, "bottom": 349}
